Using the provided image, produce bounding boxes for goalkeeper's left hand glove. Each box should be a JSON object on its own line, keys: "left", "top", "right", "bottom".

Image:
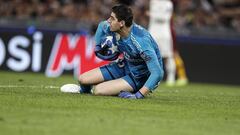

{"left": 118, "top": 91, "right": 144, "bottom": 99}
{"left": 94, "top": 44, "right": 119, "bottom": 61}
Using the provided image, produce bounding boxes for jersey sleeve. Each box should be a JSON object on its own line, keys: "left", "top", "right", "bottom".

{"left": 140, "top": 38, "right": 164, "bottom": 91}
{"left": 95, "top": 21, "right": 110, "bottom": 45}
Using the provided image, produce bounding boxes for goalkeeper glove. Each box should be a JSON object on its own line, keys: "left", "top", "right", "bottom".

{"left": 118, "top": 91, "right": 144, "bottom": 99}
{"left": 95, "top": 44, "right": 119, "bottom": 61}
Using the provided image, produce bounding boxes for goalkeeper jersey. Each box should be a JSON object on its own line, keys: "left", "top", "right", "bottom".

{"left": 95, "top": 21, "right": 164, "bottom": 91}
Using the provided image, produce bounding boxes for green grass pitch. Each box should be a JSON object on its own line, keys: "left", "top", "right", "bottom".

{"left": 0, "top": 71, "right": 240, "bottom": 135}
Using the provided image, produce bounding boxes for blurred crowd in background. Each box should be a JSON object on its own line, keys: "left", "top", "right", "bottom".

{"left": 0, "top": 0, "right": 240, "bottom": 32}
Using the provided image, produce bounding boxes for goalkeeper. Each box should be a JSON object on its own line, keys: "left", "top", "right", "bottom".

{"left": 61, "top": 4, "right": 164, "bottom": 99}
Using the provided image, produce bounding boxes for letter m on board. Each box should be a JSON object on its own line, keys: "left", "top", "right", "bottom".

{"left": 45, "top": 34, "right": 108, "bottom": 77}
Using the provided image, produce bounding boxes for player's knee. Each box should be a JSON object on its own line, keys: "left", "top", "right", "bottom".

{"left": 78, "top": 75, "right": 88, "bottom": 85}
{"left": 93, "top": 84, "right": 105, "bottom": 96}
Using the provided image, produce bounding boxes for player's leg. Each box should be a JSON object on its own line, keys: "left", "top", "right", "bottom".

{"left": 165, "top": 55, "right": 176, "bottom": 86}
{"left": 60, "top": 67, "right": 104, "bottom": 93}
{"left": 61, "top": 59, "right": 128, "bottom": 94}
{"left": 79, "top": 59, "right": 127, "bottom": 94}
{"left": 92, "top": 59, "right": 132, "bottom": 95}
{"left": 93, "top": 70, "right": 149, "bottom": 96}
{"left": 174, "top": 51, "right": 188, "bottom": 86}
{"left": 159, "top": 37, "right": 176, "bottom": 86}
{"left": 93, "top": 78, "right": 133, "bottom": 96}
{"left": 79, "top": 68, "right": 104, "bottom": 84}
{"left": 78, "top": 68, "right": 105, "bottom": 93}
{"left": 170, "top": 18, "right": 188, "bottom": 86}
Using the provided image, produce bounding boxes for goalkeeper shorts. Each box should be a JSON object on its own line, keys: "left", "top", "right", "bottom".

{"left": 100, "top": 60, "right": 149, "bottom": 92}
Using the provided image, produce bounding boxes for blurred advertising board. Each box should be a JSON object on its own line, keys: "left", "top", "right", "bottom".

{"left": 0, "top": 29, "right": 108, "bottom": 77}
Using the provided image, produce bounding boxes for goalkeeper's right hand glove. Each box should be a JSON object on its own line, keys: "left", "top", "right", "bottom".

{"left": 118, "top": 91, "right": 144, "bottom": 99}
{"left": 94, "top": 44, "right": 120, "bottom": 61}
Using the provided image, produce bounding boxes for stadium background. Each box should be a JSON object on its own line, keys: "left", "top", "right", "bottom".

{"left": 1, "top": 0, "right": 240, "bottom": 85}
{"left": 0, "top": 1, "right": 240, "bottom": 135}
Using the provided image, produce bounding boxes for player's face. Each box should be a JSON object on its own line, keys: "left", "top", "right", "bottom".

{"left": 107, "top": 12, "right": 122, "bottom": 32}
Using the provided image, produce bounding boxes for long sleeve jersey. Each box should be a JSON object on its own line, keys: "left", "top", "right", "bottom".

{"left": 95, "top": 21, "right": 164, "bottom": 91}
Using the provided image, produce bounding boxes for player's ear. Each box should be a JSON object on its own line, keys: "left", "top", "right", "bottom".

{"left": 120, "top": 20, "right": 125, "bottom": 27}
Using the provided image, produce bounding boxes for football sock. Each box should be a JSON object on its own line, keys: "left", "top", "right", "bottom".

{"left": 166, "top": 56, "right": 176, "bottom": 86}
{"left": 79, "top": 84, "right": 92, "bottom": 94}
{"left": 175, "top": 53, "right": 187, "bottom": 80}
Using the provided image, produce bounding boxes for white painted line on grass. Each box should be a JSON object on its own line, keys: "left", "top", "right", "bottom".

{"left": 0, "top": 85, "right": 59, "bottom": 89}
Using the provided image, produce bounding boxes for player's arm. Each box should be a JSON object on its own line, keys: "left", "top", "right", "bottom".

{"left": 94, "top": 21, "right": 108, "bottom": 54}
{"left": 118, "top": 51, "right": 163, "bottom": 99}
{"left": 139, "top": 37, "right": 164, "bottom": 93}
{"left": 119, "top": 39, "right": 163, "bottom": 99}
{"left": 94, "top": 21, "right": 119, "bottom": 60}
{"left": 124, "top": 50, "right": 163, "bottom": 98}
{"left": 95, "top": 21, "right": 109, "bottom": 45}
{"left": 141, "top": 50, "right": 163, "bottom": 92}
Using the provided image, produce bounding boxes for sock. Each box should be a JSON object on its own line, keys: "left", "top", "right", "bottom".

{"left": 175, "top": 53, "right": 187, "bottom": 80}
{"left": 79, "top": 84, "right": 92, "bottom": 94}
{"left": 166, "top": 56, "right": 176, "bottom": 84}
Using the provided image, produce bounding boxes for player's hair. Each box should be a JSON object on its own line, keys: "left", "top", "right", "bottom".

{"left": 115, "top": 0, "right": 134, "bottom": 6}
{"left": 112, "top": 4, "right": 133, "bottom": 27}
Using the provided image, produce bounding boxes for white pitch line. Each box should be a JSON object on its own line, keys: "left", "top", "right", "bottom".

{"left": 0, "top": 85, "right": 59, "bottom": 89}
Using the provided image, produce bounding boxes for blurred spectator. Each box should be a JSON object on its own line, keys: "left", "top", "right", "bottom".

{"left": 148, "top": 0, "right": 176, "bottom": 86}
{"left": 215, "top": 0, "right": 240, "bottom": 31}
{"left": 0, "top": 0, "right": 239, "bottom": 32}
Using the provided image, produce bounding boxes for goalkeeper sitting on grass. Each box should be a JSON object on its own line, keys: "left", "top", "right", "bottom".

{"left": 61, "top": 4, "right": 164, "bottom": 99}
